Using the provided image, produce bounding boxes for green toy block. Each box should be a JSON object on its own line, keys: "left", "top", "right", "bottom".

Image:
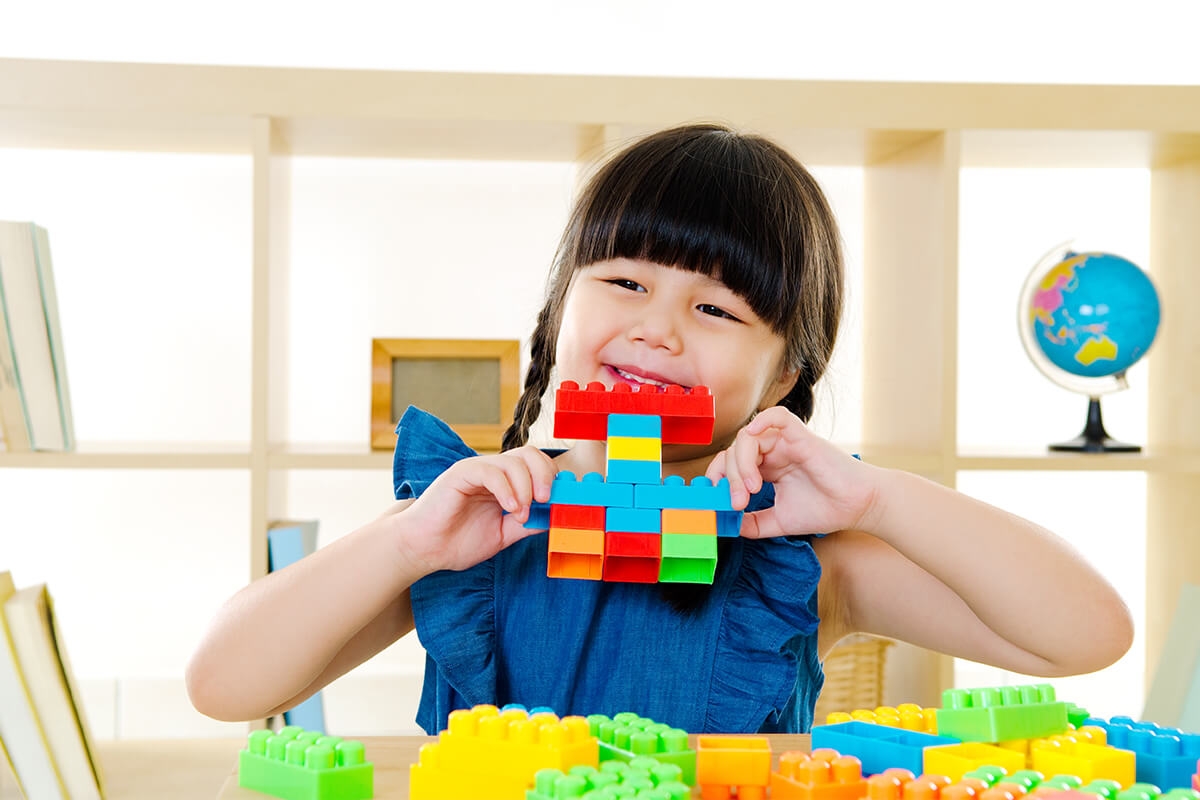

{"left": 658, "top": 533, "right": 717, "bottom": 584}
{"left": 238, "top": 726, "right": 373, "bottom": 800}
{"left": 586, "top": 712, "right": 696, "bottom": 785}
{"left": 527, "top": 759, "right": 690, "bottom": 800}
{"left": 937, "top": 683, "right": 1069, "bottom": 743}
{"left": 1067, "top": 703, "right": 1092, "bottom": 728}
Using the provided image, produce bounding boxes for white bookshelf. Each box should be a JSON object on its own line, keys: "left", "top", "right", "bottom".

{"left": 0, "top": 58, "right": 1197, "bottom": 730}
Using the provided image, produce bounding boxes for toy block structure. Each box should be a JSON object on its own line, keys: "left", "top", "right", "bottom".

{"left": 770, "top": 748, "right": 867, "bottom": 800}
{"left": 826, "top": 703, "right": 940, "bottom": 734}
{"left": 1029, "top": 728, "right": 1136, "bottom": 788}
{"left": 1082, "top": 716, "right": 1200, "bottom": 790}
{"left": 922, "top": 741, "right": 1029, "bottom": 781}
{"left": 409, "top": 704, "right": 598, "bottom": 800}
{"left": 696, "top": 735, "right": 772, "bottom": 800}
{"left": 528, "top": 381, "right": 743, "bottom": 584}
{"left": 936, "top": 684, "right": 1070, "bottom": 743}
{"left": 587, "top": 712, "right": 696, "bottom": 785}
{"left": 528, "top": 759, "right": 691, "bottom": 800}
{"left": 238, "top": 725, "right": 373, "bottom": 800}
{"left": 810, "top": 719, "right": 961, "bottom": 776}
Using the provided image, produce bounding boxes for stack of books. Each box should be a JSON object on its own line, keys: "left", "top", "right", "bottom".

{"left": 0, "top": 571, "right": 104, "bottom": 799}
{"left": 0, "top": 221, "right": 74, "bottom": 453}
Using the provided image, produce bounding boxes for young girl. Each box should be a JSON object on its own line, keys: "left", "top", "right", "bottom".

{"left": 186, "top": 124, "right": 1133, "bottom": 735}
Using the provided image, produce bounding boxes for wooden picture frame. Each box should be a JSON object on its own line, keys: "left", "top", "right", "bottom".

{"left": 371, "top": 338, "right": 521, "bottom": 453}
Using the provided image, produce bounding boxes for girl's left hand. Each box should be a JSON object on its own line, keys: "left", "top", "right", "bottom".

{"left": 705, "top": 406, "right": 879, "bottom": 538}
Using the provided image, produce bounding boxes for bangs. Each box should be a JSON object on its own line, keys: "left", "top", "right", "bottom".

{"left": 572, "top": 129, "right": 798, "bottom": 333}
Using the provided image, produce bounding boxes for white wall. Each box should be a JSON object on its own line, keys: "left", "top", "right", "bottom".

{"left": 1, "top": 3, "right": 1182, "bottom": 736}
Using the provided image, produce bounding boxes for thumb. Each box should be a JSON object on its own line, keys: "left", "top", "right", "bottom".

{"left": 740, "top": 508, "right": 788, "bottom": 540}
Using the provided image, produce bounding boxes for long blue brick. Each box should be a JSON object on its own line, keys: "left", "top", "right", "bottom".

{"left": 1084, "top": 716, "right": 1200, "bottom": 789}
{"left": 607, "top": 414, "right": 662, "bottom": 438}
{"left": 606, "top": 507, "right": 661, "bottom": 533}
{"left": 633, "top": 475, "right": 733, "bottom": 511}
{"left": 811, "top": 721, "right": 960, "bottom": 776}
{"left": 606, "top": 459, "right": 662, "bottom": 484}
{"left": 549, "top": 471, "right": 634, "bottom": 508}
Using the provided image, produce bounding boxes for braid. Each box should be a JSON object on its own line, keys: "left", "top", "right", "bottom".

{"left": 501, "top": 302, "right": 558, "bottom": 451}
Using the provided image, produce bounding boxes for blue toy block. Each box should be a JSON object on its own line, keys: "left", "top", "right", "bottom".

{"left": 606, "top": 507, "right": 662, "bottom": 534}
{"left": 1084, "top": 716, "right": 1200, "bottom": 790}
{"left": 524, "top": 502, "right": 551, "bottom": 530}
{"left": 716, "top": 510, "right": 743, "bottom": 537}
{"left": 811, "top": 720, "right": 960, "bottom": 776}
{"left": 549, "top": 471, "right": 634, "bottom": 508}
{"left": 607, "top": 413, "right": 662, "bottom": 438}
{"left": 633, "top": 475, "right": 734, "bottom": 511}
{"left": 606, "top": 459, "right": 662, "bottom": 485}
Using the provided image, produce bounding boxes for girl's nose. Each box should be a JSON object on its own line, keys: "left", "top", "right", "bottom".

{"left": 627, "top": 309, "right": 683, "bottom": 352}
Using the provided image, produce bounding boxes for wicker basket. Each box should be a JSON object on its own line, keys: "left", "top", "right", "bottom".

{"left": 813, "top": 634, "right": 894, "bottom": 723}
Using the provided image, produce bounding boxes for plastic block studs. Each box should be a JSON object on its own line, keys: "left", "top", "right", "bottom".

{"left": 528, "top": 759, "right": 690, "bottom": 800}
{"left": 826, "top": 703, "right": 939, "bottom": 734}
{"left": 238, "top": 726, "right": 373, "bottom": 800}
{"left": 810, "top": 720, "right": 960, "bottom": 776}
{"left": 936, "top": 684, "right": 1069, "bottom": 743}
{"left": 1082, "top": 716, "right": 1200, "bottom": 790}
{"left": 587, "top": 712, "right": 696, "bottom": 785}
{"left": 549, "top": 471, "right": 634, "bottom": 508}
{"left": 770, "top": 748, "right": 866, "bottom": 800}
{"left": 554, "top": 381, "right": 715, "bottom": 444}
{"left": 696, "top": 735, "right": 772, "bottom": 800}
{"left": 634, "top": 475, "right": 735, "bottom": 511}
{"left": 409, "top": 704, "right": 597, "bottom": 800}
{"left": 1029, "top": 729, "right": 1136, "bottom": 788}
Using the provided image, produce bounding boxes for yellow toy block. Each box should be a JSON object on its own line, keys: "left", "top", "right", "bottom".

{"left": 697, "top": 735, "right": 772, "bottom": 799}
{"left": 923, "top": 742, "right": 1026, "bottom": 781}
{"left": 606, "top": 435, "right": 663, "bottom": 461}
{"left": 409, "top": 741, "right": 532, "bottom": 800}
{"left": 424, "top": 705, "right": 598, "bottom": 791}
{"left": 1030, "top": 730, "right": 1135, "bottom": 788}
{"left": 826, "top": 704, "right": 939, "bottom": 734}
{"left": 661, "top": 509, "right": 718, "bottom": 535}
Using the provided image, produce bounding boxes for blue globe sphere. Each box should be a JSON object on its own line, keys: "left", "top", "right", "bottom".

{"left": 1023, "top": 251, "right": 1161, "bottom": 389}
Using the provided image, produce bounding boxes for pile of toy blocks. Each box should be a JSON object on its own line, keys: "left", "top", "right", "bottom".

{"left": 525, "top": 381, "right": 743, "bottom": 584}
{"left": 812, "top": 682, "right": 1200, "bottom": 797}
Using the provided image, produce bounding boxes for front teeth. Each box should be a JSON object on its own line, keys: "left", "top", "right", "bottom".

{"left": 614, "top": 368, "right": 668, "bottom": 387}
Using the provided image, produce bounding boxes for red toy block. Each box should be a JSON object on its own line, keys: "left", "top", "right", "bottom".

{"left": 549, "top": 504, "right": 606, "bottom": 530}
{"left": 553, "top": 381, "right": 715, "bottom": 444}
{"left": 771, "top": 748, "right": 866, "bottom": 800}
{"left": 603, "top": 531, "right": 661, "bottom": 583}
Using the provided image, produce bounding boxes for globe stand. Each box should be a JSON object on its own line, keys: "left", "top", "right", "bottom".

{"left": 1050, "top": 396, "right": 1140, "bottom": 453}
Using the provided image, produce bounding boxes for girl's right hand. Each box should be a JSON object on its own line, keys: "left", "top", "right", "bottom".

{"left": 395, "top": 446, "right": 557, "bottom": 574}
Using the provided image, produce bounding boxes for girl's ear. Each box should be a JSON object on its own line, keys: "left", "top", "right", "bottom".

{"left": 760, "top": 364, "right": 802, "bottom": 411}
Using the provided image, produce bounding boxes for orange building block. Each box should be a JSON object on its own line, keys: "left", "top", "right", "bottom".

{"left": 661, "top": 508, "right": 718, "bottom": 535}
{"left": 771, "top": 748, "right": 866, "bottom": 800}
{"left": 547, "top": 528, "right": 605, "bottom": 580}
{"left": 697, "top": 735, "right": 772, "bottom": 800}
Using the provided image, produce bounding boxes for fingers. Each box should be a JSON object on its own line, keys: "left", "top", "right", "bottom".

{"left": 740, "top": 508, "right": 787, "bottom": 540}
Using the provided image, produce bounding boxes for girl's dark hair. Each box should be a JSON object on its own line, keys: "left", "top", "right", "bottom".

{"left": 502, "top": 123, "right": 844, "bottom": 452}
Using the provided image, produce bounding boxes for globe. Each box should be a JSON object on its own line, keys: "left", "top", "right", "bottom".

{"left": 1018, "top": 244, "right": 1162, "bottom": 452}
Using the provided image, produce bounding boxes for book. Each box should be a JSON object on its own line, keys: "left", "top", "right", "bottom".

{"left": 0, "top": 571, "right": 68, "bottom": 800}
{"left": 267, "top": 520, "right": 326, "bottom": 734}
{"left": 0, "top": 221, "right": 74, "bottom": 452}
{"left": 2, "top": 579, "right": 104, "bottom": 799}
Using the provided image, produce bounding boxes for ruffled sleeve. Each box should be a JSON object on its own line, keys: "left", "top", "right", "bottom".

{"left": 391, "top": 406, "right": 498, "bottom": 733}
{"left": 708, "top": 483, "right": 825, "bottom": 732}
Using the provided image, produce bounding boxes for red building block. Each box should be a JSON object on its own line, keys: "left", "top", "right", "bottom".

{"left": 553, "top": 381, "right": 715, "bottom": 444}
{"left": 549, "top": 504, "right": 606, "bottom": 530}
{"left": 603, "top": 531, "right": 661, "bottom": 583}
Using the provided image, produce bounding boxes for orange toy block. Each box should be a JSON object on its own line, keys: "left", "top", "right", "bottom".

{"left": 547, "top": 528, "right": 605, "bottom": 580}
{"left": 697, "top": 735, "right": 772, "bottom": 800}
{"left": 661, "top": 508, "right": 718, "bottom": 535}
{"left": 864, "top": 767, "right": 918, "bottom": 800}
{"left": 771, "top": 748, "right": 866, "bottom": 800}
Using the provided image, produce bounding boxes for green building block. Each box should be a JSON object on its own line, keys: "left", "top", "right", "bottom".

{"left": 586, "top": 712, "right": 696, "bottom": 786}
{"left": 936, "top": 684, "right": 1069, "bottom": 742}
{"left": 238, "top": 725, "right": 373, "bottom": 800}
{"left": 658, "top": 534, "right": 717, "bottom": 584}
{"left": 1067, "top": 703, "right": 1092, "bottom": 728}
{"left": 527, "top": 759, "right": 690, "bottom": 800}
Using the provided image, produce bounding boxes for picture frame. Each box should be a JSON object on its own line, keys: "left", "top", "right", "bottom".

{"left": 371, "top": 338, "right": 521, "bottom": 453}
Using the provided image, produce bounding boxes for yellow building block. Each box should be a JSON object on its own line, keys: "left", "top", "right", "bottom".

{"left": 606, "top": 436, "right": 663, "bottom": 461}
{"left": 923, "top": 742, "right": 1026, "bottom": 781}
{"left": 410, "top": 741, "right": 532, "bottom": 800}
{"left": 424, "top": 705, "right": 598, "bottom": 790}
{"left": 661, "top": 509, "right": 718, "bottom": 535}
{"left": 1030, "top": 731, "right": 1135, "bottom": 788}
{"left": 826, "top": 704, "right": 939, "bottom": 734}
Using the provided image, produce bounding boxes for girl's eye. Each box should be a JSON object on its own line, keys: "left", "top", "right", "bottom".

{"left": 606, "top": 279, "right": 645, "bottom": 292}
{"left": 698, "top": 304, "right": 742, "bottom": 322}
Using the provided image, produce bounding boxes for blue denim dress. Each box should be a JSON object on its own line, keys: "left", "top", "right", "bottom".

{"left": 393, "top": 406, "right": 824, "bottom": 735}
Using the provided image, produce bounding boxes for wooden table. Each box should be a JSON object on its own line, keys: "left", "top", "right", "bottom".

{"left": 0, "top": 734, "right": 812, "bottom": 799}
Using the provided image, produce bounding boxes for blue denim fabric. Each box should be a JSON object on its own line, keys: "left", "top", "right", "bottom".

{"left": 393, "top": 406, "right": 824, "bottom": 735}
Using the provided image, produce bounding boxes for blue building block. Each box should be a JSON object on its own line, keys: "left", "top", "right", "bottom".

{"left": 607, "top": 507, "right": 662, "bottom": 533}
{"left": 607, "top": 414, "right": 662, "bottom": 438}
{"left": 524, "top": 501, "right": 551, "bottom": 530}
{"left": 606, "top": 459, "right": 662, "bottom": 485}
{"left": 1084, "top": 716, "right": 1200, "bottom": 790}
{"left": 633, "top": 476, "right": 734, "bottom": 511}
{"left": 716, "top": 510, "right": 743, "bottom": 537}
{"left": 811, "top": 720, "right": 960, "bottom": 776}
{"left": 549, "top": 471, "right": 634, "bottom": 508}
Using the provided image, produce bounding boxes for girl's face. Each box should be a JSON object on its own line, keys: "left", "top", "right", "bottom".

{"left": 555, "top": 258, "right": 797, "bottom": 462}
